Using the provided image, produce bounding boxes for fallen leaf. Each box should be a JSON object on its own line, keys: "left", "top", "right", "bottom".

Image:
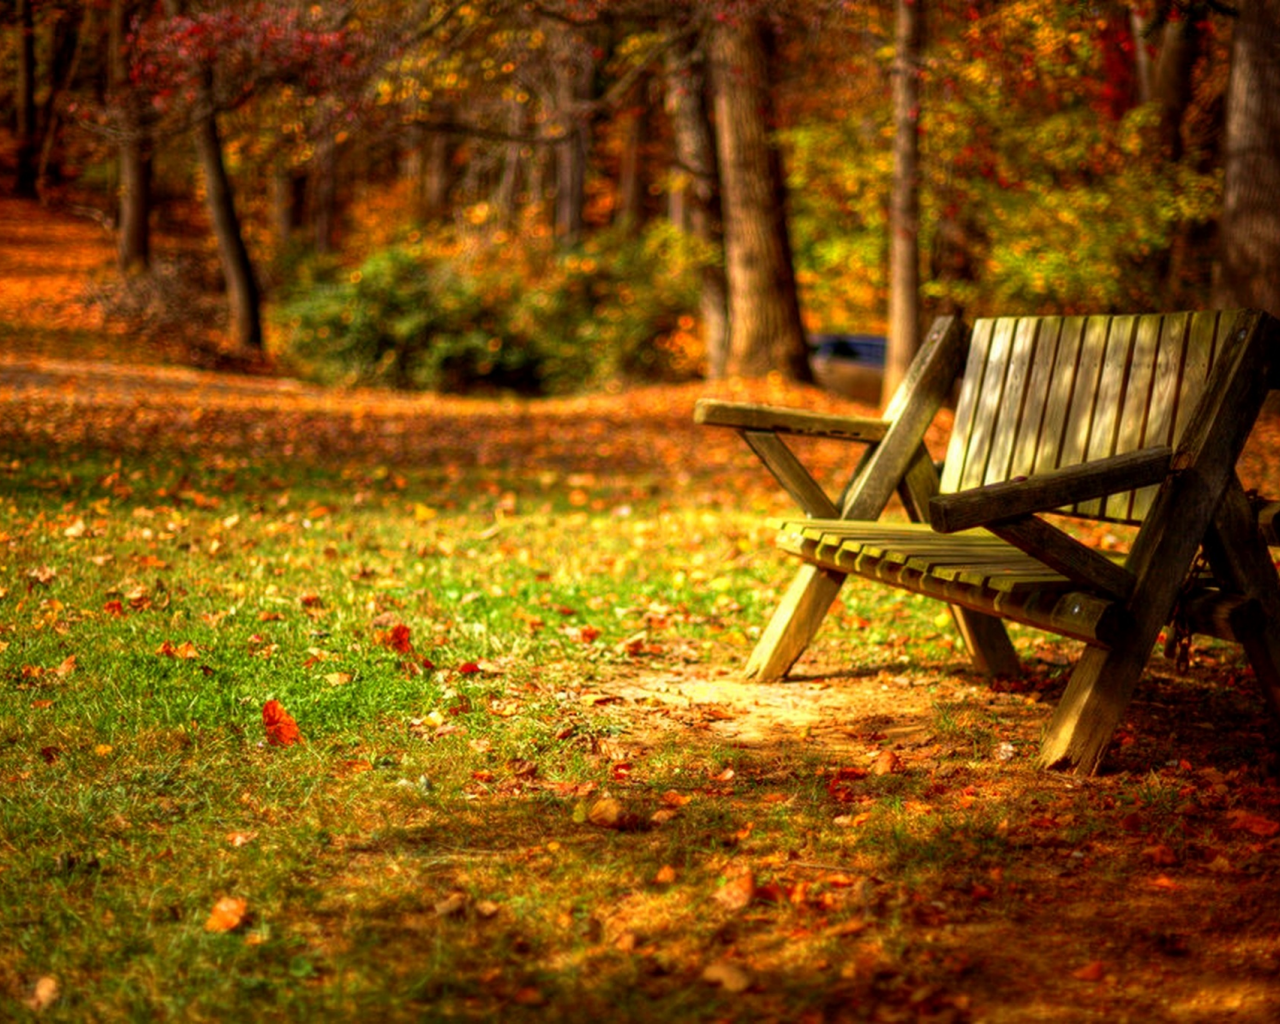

{"left": 1070, "top": 960, "right": 1106, "bottom": 982}
{"left": 204, "top": 896, "right": 249, "bottom": 933}
{"left": 713, "top": 870, "right": 756, "bottom": 911}
{"left": 654, "top": 864, "right": 677, "bottom": 884}
{"left": 587, "top": 797, "right": 632, "bottom": 829}
{"left": 53, "top": 655, "right": 77, "bottom": 676}
{"left": 435, "top": 892, "right": 468, "bottom": 917}
{"left": 872, "top": 750, "right": 906, "bottom": 775}
{"left": 262, "top": 700, "right": 303, "bottom": 747}
{"left": 25, "top": 976, "right": 59, "bottom": 1012}
{"left": 702, "top": 959, "right": 752, "bottom": 993}
{"left": 226, "top": 831, "right": 258, "bottom": 848}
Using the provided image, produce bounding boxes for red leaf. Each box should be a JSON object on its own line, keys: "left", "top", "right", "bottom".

{"left": 262, "top": 700, "right": 303, "bottom": 747}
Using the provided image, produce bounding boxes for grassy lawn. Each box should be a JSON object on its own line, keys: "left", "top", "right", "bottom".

{"left": 3, "top": 199, "right": 1280, "bottom": 1022}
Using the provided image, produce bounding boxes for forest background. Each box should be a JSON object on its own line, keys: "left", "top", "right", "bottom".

{"left": 6, "top": 0, "right": 1280, "bottom": 401}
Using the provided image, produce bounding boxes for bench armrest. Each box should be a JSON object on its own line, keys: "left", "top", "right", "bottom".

{"left": 929, "top": 446, "right": 1173, "bottom": 534}
{"left": 694, "top": 400, "right": 889, "bottom": 443}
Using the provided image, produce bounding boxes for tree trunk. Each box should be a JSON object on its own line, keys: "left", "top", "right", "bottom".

{"left": 709, "top": 16, "right": 810, "bottom": 381}
{"left": 15, "top": 0, "right": 39, "bottom": 198}
{"left": 553, "top": 32, "right": 595, "bottom": 246}
{"left": 111, "top": 0, "right": 151, "bottom": 272}
{"left": 193, "top": 80, "right": 262, "bottom": 350}
{"left": 1215, "top": 0, "right": 1280, "bottom": 313}
{"left": 666, "top": 30, "right": 728, "bottom": 378}
{"left": 1153, "top": 14, "right": 1201, "bottom": 161}
{"left": 885, "top": 0, "right": 924, "bottom": 403}
{"left": 308, "top": 135, "right": 339, "bottom": 253}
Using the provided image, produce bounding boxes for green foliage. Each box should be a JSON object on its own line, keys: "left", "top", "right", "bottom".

{"left": 274, "top": 223, "right": 708, "bottom": 394}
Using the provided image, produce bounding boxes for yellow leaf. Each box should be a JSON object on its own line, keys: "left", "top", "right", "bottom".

{"left": 204, "top": 896, "right": 248, "bottom": 933}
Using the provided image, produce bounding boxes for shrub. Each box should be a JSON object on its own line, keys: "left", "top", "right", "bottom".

{"left": 273, "top": 222, "right": 708, "bottom": 394}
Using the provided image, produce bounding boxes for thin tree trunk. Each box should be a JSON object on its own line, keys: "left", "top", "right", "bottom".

{"left": 554, "top": 40, "right": 592, "bottom": 245}
{"left": 15, "top": 0, "right": 39, "bottom": 198}
{"left": 111, "top": 0, "right": 151, "bottom": 272}
{"left": 666, "top": 31, "right": 727, "bottom": 379}
{"left": 1153, "top": 14, "right": 1200, "bottom": 160}
{"left": 885, "top": 0, "right": 924, "bottom": 403}
{"left": 709, "top": 16, "right": 809, "bottom": 381}
{"left": 1215, "top": 0, "right": 1280, "bottom": 313}
{"left": 193, "top": 82, "right": 262, "bottom": 350}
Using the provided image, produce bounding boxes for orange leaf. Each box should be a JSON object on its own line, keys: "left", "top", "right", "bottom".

{"left": 204, "top": 896, "right": 248, "bottom": 933}
{"left": 712, "top": 870, "right": 756, "bottom": 911}
{"left": 262, "top": 700, "right": 303, "bottom": 747}
{"left": 1071, "top": 960, "right": 1106, "bottom": 982}
{"left": 53, "top": 655, "right": 77, "bottom": 676}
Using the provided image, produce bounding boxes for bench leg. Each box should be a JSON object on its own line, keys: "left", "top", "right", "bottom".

{"left": 1037, "top": 640, "right": 1155, "bottom": 774}
{"left": 951, "top": 608, "right": 1022, "bottom": 677}
{"left": 744, "top": 564, "right": 845, "bottom": 682}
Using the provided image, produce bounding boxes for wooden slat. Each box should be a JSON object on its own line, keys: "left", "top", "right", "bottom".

{"left": 1113, "top": 314, "right": 1164, "bottom": 520}
{"left": 1033, "top": 316, "right": 1086, "bottom": 476}
{"left": 983, "top": 317, "right": 1040, "bottom": 485}
{"left": 694, "top": 400, "right": 890, "bottom": 442}
{"left": 1075, "top": 315, "right": 1137, "bottom": 517}
{"left": 989, "top": 516, "right": 1136, "bottom": 599}
{"left": 940, "top": 318, "right": 996, "bottom": 494}
{"left": 1131, "top": 312, "right": 1189, "bottom": 520}
{"left": 743, "top": 432, "right": 839, "bottom": 518}
{"left": 1009, "top": 318, "right": 1061, "bottom": 479}
{"left": 958, "top": 318, "right": 1018, "bottom": 491}
{"left": 928, "top": 447, "right": 1172, "bottom": 534}
{"left": 1174, "top": 311, "right": 1219, "bottom": 445}
{"left": 775, "top": 523, "right": 1123, "bottom": 644}
{"left": 1057, "top": 316, "right": 1111, "bottom": 479}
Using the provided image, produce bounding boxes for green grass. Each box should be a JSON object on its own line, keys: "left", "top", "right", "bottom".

{"left": 5, "top": 414, "right": 1280, "bottom": 1021}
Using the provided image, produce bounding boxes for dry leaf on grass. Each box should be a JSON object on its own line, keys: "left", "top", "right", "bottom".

{"left": 713, "top": 870, "right": 756, "bottom": 911}
{"left": 204, "top": 896, "right": 249, "bottom": 933}
{"left": 702, "top": 960, "right": 752, "bottom": 993}
{"left": 262, "top": 700, "right": 303, "bottom": 747}
{"left": 25, "top": 976, "right": 59, "bottom": 1012}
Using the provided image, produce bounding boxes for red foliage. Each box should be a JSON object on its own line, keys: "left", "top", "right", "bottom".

{"left": 262, "top": 699, "right": 303, "bottom": 747}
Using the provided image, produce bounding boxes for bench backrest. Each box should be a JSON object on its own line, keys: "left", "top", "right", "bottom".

{"left": 939, "top": 310, "right": 1245, "bottom": 524}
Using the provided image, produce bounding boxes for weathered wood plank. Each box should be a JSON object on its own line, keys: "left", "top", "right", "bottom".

{"left": 958, "top": 318, "right": 1018, "bottom": 491}
{"left": 983, "top": 317, "right": 1040, "bottom": 485}
{"left": 743, "top": 316, "right": 970, "bottom": 682}
{"left": 1112, "top": 314, "right": 1164, "bottom": 520}
{"left": 989, "top": 516, "right": 1136, "bottom": 599}
{"left": 743, "top": 432, "right": 839, "bottom": 518}
{"left": 940, "top": 318, "right": 996, "bottom": 494}
{"left": 1076, "top": 315, "right": 1137, "bottom": 517}
{"left": 1033, "top": 316, "right": 1086, "bottom": 476}
{"left": 928, "top": 447, "right": 1172, "bottom": 534}
{"left": 1010, "top": 318, "right": 1061, "bottom": 479}
{"left": 1039, "top": 309, "right": 1278, "bottom": 773}
{"left": 1132, "top": 312, "right": 1190, "bottom": 520}
{"left": 1057, "top": 315, "right": 1111, "bottom": 479}
{"left": 694, "top": 400, "right": 890, "bottom": 441}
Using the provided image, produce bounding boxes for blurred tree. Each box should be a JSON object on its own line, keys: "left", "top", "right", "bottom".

{"left": 709, "top": 10, "right": 809, "bottom": 381}
{"left": 1216, "top": 0, "right": 1280, "bottom": 312}
{"left": 885, "top": 0, "right": 923, "bottom": 403}
{"left": 111, "top": 0, "right": 152, "bottom": 273}
{"left": 14, "top": 0, "right": 38, "bottom": 197}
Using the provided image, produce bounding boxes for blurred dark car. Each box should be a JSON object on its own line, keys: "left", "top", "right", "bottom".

{"left": 809, "top": 333, "right": 886, "bottom": 403}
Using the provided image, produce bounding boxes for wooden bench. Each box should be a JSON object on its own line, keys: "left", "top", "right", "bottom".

{"left": 696, "top": 310, "right": 1280, "bottom": 774}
